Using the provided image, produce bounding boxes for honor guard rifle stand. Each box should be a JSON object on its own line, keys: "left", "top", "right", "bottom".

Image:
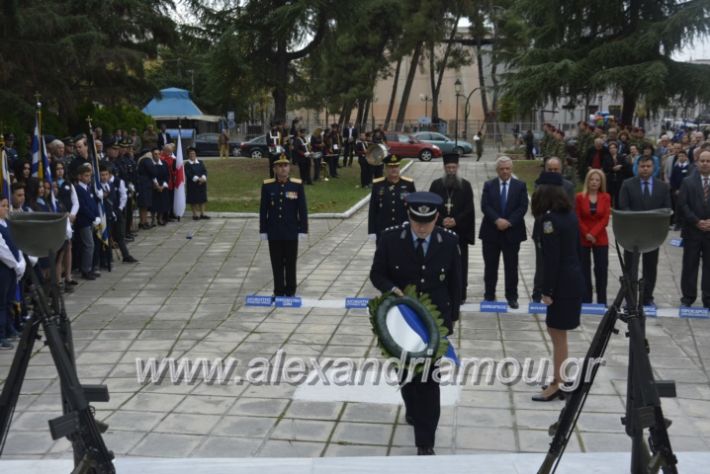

{"left": 538, "top": 209, "right": 678, "bottom": 474}
{"left": 0, "top": 213, "right": 115, "bottom": 473}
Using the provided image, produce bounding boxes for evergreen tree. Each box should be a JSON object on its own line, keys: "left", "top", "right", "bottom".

{"left": 502, "top": 0, "right": 710, "bottom": 125}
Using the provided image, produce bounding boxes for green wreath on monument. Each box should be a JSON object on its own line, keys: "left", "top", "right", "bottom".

{"left": 368, "top": 285, "right": 450, "bottom": 372}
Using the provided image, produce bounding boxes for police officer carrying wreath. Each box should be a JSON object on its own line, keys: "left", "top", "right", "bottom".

{"left": 367, "top": 155, "right": 415, "bottom": 240}
{"left": 369, "top": 191, "right": 462, "bottom": 455}
{"left": 260, "top": 154, "right": 308, "bottom": 297}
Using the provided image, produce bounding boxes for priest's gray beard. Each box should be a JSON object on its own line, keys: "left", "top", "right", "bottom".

{"left": 443, "top": 173, "right": 462, "bottom": 190}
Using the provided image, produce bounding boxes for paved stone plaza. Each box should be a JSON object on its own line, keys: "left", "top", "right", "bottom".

{"left": 1, "top": 155, "right": 710, "bottom": 466}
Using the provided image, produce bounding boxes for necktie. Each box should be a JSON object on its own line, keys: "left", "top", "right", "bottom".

{"left": 500, "top": 181, "right": 508, "bottom": 216}
{"left": 416, "top": 238, "right": 425, "bottom": 262}
{"left": 704, "top": 177, "right": 709, "bottom": 201}
{"left": 643, "top": 180, "right": 650, "bottom": 200}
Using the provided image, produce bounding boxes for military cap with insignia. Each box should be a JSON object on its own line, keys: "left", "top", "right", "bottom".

{"left": 535, "top": 171, "right": 563, "bottom": 186}
{"left": 405, "top": 191, "right": 442, "bottom": 222}
{"left": 383, "top": 154, "right": 402, "bottom": 166}
{"left": 62, "top": 136, "right": 74, "bottom": 145}
{"left": 273, "top": 153, "right": 290, "bottom": 166}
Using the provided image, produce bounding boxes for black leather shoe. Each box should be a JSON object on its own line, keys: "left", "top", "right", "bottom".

{"left": 124, "top": 236, "right": 135, "bottom": 242}
{"left": 417, "top": 447, "right": 435, "bottom": 455}
{"left": 680, "top": 298, "right": 693, "bottom": 307}
{"left": 405, "top": 415, "right": 414, "bottom": 426}
{"left": 200, "top": 214, "right": 211, "bottom": 219}
{"left": 507, "top": 299, "right": 519, "bottom": 309}
{"left": 81, "top": 272, "right": 96, "bottom": 281}
{"left": 532, "top": 389, "right": 565, "bottom": 402}
{"left": 123, "top": 256, "right": 138, "bottom": 263}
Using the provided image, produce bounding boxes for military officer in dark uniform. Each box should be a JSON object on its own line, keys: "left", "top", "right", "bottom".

{"left": 259, "top": 154, "right": 308, "bottom": 297}
{"left": 367, "top": 155, "right": 415, "bottom": 240}
{"left": 370, "top": 192, "right": 462, "bottom": 455}
{"left": 429, "top": 153, "right": 475, "bottom": 301}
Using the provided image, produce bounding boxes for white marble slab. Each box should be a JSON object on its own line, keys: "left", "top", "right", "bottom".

{"left": 293, "top": 368, "right": 462, "bottom": 405}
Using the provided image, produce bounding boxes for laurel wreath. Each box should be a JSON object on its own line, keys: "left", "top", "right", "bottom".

{"left": 368, "top": 284, "right": 450, "bottom": 373}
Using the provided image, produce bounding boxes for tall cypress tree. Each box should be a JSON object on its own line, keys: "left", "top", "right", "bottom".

{"left": 502, "top": 0, "right": 710, "bottom": 125}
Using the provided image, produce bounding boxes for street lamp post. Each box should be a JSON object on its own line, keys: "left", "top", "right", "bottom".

{"left": 420, "top": 93, "right": 432, "bottom": 119}
{"left": 454, "top": 79, "right": 462, "bottom": 148}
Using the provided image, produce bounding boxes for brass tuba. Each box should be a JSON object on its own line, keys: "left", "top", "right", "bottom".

{"left": 366, "top": 143, "right": 388, "bottom": 166}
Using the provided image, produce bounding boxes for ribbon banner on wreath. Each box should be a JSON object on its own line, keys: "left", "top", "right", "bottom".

{"left": 368, "top": 285, "right": 459, "bottom": 373}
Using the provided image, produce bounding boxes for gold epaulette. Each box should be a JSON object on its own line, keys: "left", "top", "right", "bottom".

{"left": 263, "top": 178, "right": 276, "bottom": 184}
{"left": 372, "top": 177, "right": 385, "bottom": 184}
{"left": 289, "top": 177, "right": 302, "bottom": 184}
{"left": 400, "top": 176, "right": 414, "bottom": 183}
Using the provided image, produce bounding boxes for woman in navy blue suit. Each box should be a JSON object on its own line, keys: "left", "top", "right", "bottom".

{"left": 531, "top": 173, "right": 584, "bottom": 402}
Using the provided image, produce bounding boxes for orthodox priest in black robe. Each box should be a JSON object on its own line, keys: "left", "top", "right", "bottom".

{"left": 428, "top": 153, "right": 475, "bottom": 301}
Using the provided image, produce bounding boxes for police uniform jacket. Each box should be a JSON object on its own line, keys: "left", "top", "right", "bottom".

{"left": 540, "top": 210, "right": 584, "bottom": 299}
{"left": 368, "top": 177, "right": 416, "bottom": 235}
{"left": 370, "top": 223, "right": 462, "bottom": 331}
{"left": 259, "top": 177, "right": 308, "bottom": 240}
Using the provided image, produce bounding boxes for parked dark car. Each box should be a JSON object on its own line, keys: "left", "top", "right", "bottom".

{"left": 193, "top": 133, "right": 241, "bottom": 157}
{"left": 384, "top": 132, "right": 442, "bottom": 161}
{"left": 239, "top": 135, "right": 271, "bottom": 159}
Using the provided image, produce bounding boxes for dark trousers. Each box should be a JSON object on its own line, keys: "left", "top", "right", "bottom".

{"left": 312, "top": 157, "right": 322, "bottom": 181}
{"left": 297, "top": 157, "right": 312, "bottom": 185}
{"left": 343, "top": 142, "right": 354, "bottom": 166}
{"left": 125, "top": 196, "right": 134, "bottom": 235}
{"left": 624, "top": 248, "right": 659, "bottom": 304}
{"left": 268, "top": 153, "right": 277, "bottom": 178}
{"left": 268, "top": 240, "right": 298, "bottom": 296}
{"left": 78, "top": 226, "right": 94, "bottom": 274}
{"left": 681, "top": 233, "right": 710, "bottom": 306}
{"left": 460, "top": 242, "right": 469, "bottom": 301}
{"left": 482, "top": 239, "right": 520, "bottom": 301}
{"left": 112, "top": 213, "right": 131, "bottom": 260}
{"left": 358, "top": 156, "right": 371, "bottom": 187}
{"left": 401, "top": 366, "right": 440, "bottom": 448}
{"left": 326, "top": 154, "right": 339, "bottom": 177}
{"left": 581, "top": 246, "right": 608, "bottom": 304}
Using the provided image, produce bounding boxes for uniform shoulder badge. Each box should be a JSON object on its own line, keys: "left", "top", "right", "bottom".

{"left": 543, "top": 220, "right": 554, "bottom": 234}
{"left": 400, "top": 176, "right": 414, "bottom": 183}
{"left": 289, "top": 177, "right": 302, "bottom": 184}
{"left": 372, "top": 177, "right": 385, "bottom": 184}
{"left": 263, "top": 178, "right": 275, "bottom": 184}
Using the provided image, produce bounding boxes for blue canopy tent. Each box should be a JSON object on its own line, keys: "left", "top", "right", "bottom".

{"left": 142, "top": 88, "right": 223, "bottom": 140}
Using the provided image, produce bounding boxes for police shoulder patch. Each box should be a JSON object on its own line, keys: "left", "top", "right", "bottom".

{"left": 543, "top": 220, "right": 554, "bottom": 234}
{"left": 289, "top": 177, "right": 302, "bottom": 184}
{"left": 400, "top": 176, "right": 414, "bottom": 183}
{"left": 263, "top": 178, "right": 275, "bottom": 184}
{"left": 372, "top": 177, "right": 385, "bottom": 184}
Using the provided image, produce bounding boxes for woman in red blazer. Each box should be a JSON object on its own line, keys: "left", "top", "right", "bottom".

{"left": 576, "top": 169, "right": 611, "bottom": 305}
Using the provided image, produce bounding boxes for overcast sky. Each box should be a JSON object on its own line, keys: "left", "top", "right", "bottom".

{"left": 674, "top": 36, "right": 710, "bottom": 61}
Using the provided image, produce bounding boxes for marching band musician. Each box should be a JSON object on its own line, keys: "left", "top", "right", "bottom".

{"left": 324, "top": 123, "right": 340, "bottom": 179}
{"left": 293, "top": 128, "right": 312, "bottom": 185}
{"left": 355, "top": 132, "right": 371, "bottom": 188}
{"left": 267, "top": 121, "right": 284, "bottom": 178}
{"left": 310, "top": 128, "right": 325, "bottom": 182}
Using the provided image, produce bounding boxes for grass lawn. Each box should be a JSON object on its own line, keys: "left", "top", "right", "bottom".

{"left": 512, "top": 159, "right": 544, "bottom": 190}
{"left": 204, "top": 158, "right": 409, "bottom": 213}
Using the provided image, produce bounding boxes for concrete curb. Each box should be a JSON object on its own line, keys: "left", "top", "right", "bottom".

{"left": 208, "top": 160, "right": 415, "bottom": 220}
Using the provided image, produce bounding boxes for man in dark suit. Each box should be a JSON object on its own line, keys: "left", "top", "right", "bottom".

{"left": 479, "top": 156, "right": 529, "bottom": 308}
{"left": 157, "top": 123, "right": 172, "bottom": 150}
{"left": 618, "top": 155, "right": 672, "bottom": 306}
{"left": 532, "top": 157, "right": 575, "bottom": 302}
{"left": 678, "top": 150, "right": 710, "bottom": 308}
{"left": 368, "top": 155, "right": 416, "bottom": 240}
{"left": 259, "top": 155, "right": 308, "bottom": 297}
{"left": 429, "top": 153, "right": 475, "bottom": 301}
{"left": 341, "top": 122, "right": 357, "bottom": 167}
{"left": 370, "top": 192, "right": 461, "bottom": 456}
